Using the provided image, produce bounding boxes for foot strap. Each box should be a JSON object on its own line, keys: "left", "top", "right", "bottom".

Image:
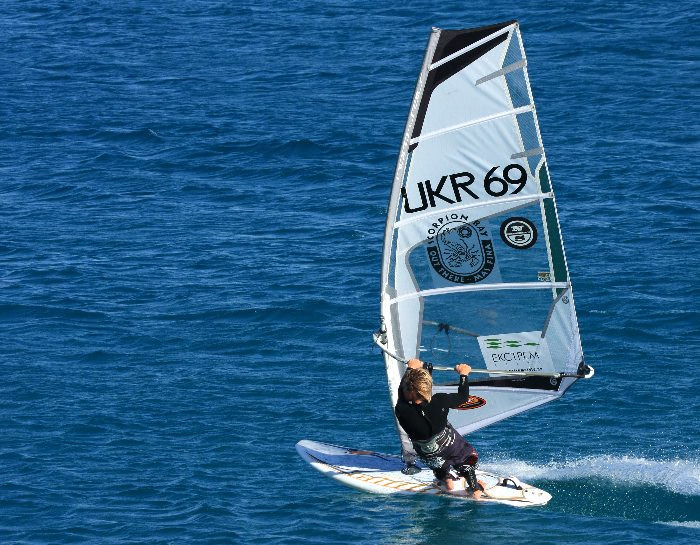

{"left": 500, "top": 476, "right": 523, "bottom": 490}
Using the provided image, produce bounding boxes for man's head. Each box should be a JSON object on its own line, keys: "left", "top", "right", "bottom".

{"left": 400, "top": 368, "right": 433, "bottom": 404}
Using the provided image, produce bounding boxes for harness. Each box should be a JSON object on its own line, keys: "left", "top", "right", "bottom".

{"left": 411, "top": 424, "right": 458, "bottom": 467}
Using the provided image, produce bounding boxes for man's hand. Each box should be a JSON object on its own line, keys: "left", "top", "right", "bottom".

{"left": 455, "top": 363, "right": 471, "bottom": 375}
{"left": 407, "top": 358, "right": 423, "bottom": 369}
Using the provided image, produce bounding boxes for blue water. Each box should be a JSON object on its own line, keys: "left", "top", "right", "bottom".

{"left": 1, "top": 1, "right": 698, "bottom": 543}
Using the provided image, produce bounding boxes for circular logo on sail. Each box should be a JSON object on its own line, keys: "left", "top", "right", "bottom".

{"left": 427, "top": 218, "right": 495, "bottom": 284}
{"left": 455, "top": 395, "right": 486, "bottom": 410}
{"left": 500, "top": 217, "right": 537, "bottom": 249}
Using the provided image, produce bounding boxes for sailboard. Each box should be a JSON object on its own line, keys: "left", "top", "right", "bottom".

{"left": 296, "top": 439, "right": 551, "bottom": 507}
{"left": 298, "top": 21, "right": 593, "bottom": 507}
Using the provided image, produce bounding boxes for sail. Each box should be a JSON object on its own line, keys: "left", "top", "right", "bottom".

{"left": 379, "top": 22, "right": 585, "bottom": 441}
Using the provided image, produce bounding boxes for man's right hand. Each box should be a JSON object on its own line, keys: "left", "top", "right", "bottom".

{"left": 407, "top": 358, "right": 423, "bottom": 369}
{"left": 455, "top": 363, "right": 471, "bottom": 375}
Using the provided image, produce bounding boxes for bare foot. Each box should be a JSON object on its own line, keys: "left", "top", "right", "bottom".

{"left": 440, "top": 477, "right": 467, "bottom": 494}
{"left": 471, "top": 479, "right": 488, "bottom": 500}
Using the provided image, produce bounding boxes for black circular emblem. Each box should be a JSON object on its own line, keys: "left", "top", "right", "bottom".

{"left": 500, "top": 217, "right": 538, "bottom": 249}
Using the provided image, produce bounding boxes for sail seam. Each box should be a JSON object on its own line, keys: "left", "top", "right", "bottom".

{"left": 409, "top": 105, "right": 532, "bottom": 144}
{"left": 429, "top": 24, "right": 516, "bottom": 71}
{"left": 389, "top": 282, "right": 570, "bottom": 304}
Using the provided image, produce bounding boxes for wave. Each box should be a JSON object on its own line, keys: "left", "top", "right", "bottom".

{"left": 89, "top": 127, "right": 163, "bottom": 143}
{"left": 657, "top": 521, "right": 700, "bottom": 529}
{"left": 481, "top": 455, "right": 700, "bottom": 497}
{"left": 0, "top": 303, "right": 107, "bottom": 320}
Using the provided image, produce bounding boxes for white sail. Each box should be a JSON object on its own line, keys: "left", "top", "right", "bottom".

{"left": 379, "top": 22, "right": 586, "bottom": 448}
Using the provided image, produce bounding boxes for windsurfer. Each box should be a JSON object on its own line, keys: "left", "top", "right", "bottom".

{"left": 395, "top": 359, "right": 485, "bottom": 498}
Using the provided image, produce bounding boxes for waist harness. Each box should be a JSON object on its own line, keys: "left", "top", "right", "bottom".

{"left": 411, "top": 424, "right": 457, "bottom": 457}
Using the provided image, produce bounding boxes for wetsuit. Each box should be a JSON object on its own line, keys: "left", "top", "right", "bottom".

{"left": 394, "top": 374, "right": 479, "bottom": 487}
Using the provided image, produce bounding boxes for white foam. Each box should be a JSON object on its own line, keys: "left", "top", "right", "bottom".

{"left": 657, "top": 521, "right": 700, "bottom": 529}
{"left": 481, "top": 455, "right": 700, "bottom": 496}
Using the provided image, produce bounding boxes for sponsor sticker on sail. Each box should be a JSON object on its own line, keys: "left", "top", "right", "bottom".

{"left": 426, "top": 216, "right": 501, "bottom": 287}
{"left": 477, "top": 331, "right": 555, "bottom": 374}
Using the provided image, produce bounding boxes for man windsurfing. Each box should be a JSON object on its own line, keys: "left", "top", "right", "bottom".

{"left": 394, "top": 359, "right": 485, "bottom": 497}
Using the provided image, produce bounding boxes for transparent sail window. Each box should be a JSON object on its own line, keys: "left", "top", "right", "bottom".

{"left": 404, "top": 202, "right": 553, "bottom": 291}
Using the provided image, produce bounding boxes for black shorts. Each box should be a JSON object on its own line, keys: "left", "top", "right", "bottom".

{"left": 414, "top": 425, "right": 478, "bottom": 481}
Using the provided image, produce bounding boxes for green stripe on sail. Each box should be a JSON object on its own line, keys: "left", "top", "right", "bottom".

{"left": 539, "top": 166, "right": 552, "bottom": 192}
{"left": 543, "top": 198, "right": 568, "bottom": 285}
{"left": 540, "top": 167, "right": 567, "bottom": 287}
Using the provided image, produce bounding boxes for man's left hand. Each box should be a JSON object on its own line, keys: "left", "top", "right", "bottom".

{"left": 455, "top": 363, "right": 471, "bottom": 375}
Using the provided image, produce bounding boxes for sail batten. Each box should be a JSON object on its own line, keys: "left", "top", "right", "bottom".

{"left": 428, "top": 24, "right": 516, "bottom": 70}
{"left": 389, "top": 282, "right": 569, "bottom": 304}
{"left": 409, "top": 105, "right": 532, "bottom": 144}
{"left": 380, "top": 23, "right": 586, "bottom": 448}
{"left": 511, "top": 147, "right": 543, "bottom": 159}
{"left": 476, "top": 59, "right": 527, "bottom": 85}
{"left": 393, "top": 192, "right": 552, "bottom": 229}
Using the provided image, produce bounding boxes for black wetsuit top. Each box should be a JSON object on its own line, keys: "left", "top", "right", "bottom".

{"left": 394, "top": 375, "right": 469, "bottom": 440}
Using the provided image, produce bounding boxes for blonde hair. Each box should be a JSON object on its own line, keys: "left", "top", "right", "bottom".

{"left": 400, "top": 368, "right": 433, "bottom": 403}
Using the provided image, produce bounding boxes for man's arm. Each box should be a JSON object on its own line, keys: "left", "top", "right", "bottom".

{"left": 455, "top": 363, "right": 471, "bottom": 397}
{"left": 432, "top": 364, "right": 472, "bottom": 408}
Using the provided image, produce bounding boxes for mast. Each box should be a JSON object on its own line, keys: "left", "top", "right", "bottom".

{"left": 380, "top": 28, "right": 441, "bottom": 463}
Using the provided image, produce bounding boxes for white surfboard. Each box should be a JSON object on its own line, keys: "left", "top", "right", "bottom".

{"left": 297, "top": 439, "right": 551, "bottom": 507}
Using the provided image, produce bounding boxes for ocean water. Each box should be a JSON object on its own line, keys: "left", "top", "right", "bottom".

{"left": 1, "top": 1, "right": 698, "bottom": 543}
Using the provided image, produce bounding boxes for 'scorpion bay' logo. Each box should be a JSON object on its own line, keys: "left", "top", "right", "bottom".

{"left": 426, "top": 215, "right": 495, "bottom": 284}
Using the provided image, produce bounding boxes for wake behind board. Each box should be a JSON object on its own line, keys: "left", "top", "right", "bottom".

{"left": 297, "top": 439, "right": 551, "bottom": 507}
